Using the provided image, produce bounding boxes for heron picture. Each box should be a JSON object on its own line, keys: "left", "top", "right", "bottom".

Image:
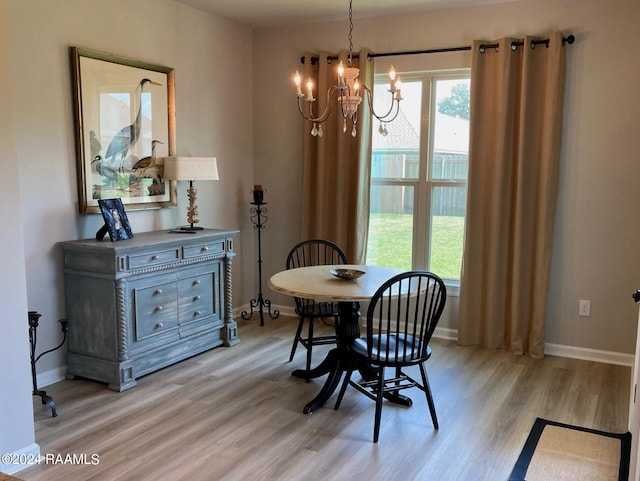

{"left": 71, "top": 47, "right": 176, "bottom": 214}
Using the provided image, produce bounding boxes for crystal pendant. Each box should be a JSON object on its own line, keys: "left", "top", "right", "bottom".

{"left": 311, "top": 123, "right": 318, "bottom": 136}
{"left": 352, "top": 126, "right": 357, "bottom": 137}
{"left": 317, "top": 125, "right": 323, "bottom": 137}
{"left": 343, "top": 119, "right": 347, "bottom": 134}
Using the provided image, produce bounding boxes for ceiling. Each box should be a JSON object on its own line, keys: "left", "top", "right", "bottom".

{"left": 175, "top": 0, "right": 516, "bottom": 29}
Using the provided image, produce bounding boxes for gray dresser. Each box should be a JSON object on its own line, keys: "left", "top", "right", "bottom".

{"left": 60, "top": 229, "right": 239, "bottom": 391}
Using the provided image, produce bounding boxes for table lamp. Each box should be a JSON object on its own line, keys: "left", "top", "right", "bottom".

{"left": 163, "top": 156, "right": 219, "bottom": 231}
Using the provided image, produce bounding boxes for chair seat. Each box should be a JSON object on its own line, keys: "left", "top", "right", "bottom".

{"left": 350, "top": 335, "right": 432, "bottom": 365}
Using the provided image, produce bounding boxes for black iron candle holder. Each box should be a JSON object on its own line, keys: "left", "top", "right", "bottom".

{"left": 242, "top": 188, "right": 279, "bottom": 326}
{"left": 28, "top": 311, "right": 69, "bottom": 417}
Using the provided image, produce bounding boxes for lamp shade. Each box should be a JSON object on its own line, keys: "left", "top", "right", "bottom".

{"left": 163, "top": 157, "right": 219, "bottom": 181}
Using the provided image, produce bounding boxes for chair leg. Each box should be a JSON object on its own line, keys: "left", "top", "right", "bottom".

{"left": 288, "top": 317, "right": 305, "bottom": 362}
{"left": 373, "top": 366, "right": 385, "bottom": 443}
{"left": 306, "top": 318, "right": 314, "bottom": 373}
{"left": 391, "top": 366, "right": 402, "bottom": 396}
{"left": 419, "top": 363, "right": 438, "bottom": 430}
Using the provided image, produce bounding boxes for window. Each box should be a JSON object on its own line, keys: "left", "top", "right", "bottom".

{"left": 366, "top": 70, "right": 470, "bottom": 284}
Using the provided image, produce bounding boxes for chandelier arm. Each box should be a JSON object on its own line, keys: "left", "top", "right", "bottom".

{"left": 360, "top": 85, "right": 400, "bottom": 123}
{"left": 296, "top": 86, "right": 342, "bottom": 124}
{"left": 317, "top": 86, "right": 342, "bottom": 123}
{"left": 378, "top": 103, "right": 402, "bottom": 123}
{"left": 296, "top": 97, "right": 327, "bottom": 123}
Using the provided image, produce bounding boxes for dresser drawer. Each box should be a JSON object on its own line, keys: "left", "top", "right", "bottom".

{"left": 128, "top": 248, "right": 180, "bottom": 269}
{"left": 178, "top": 273, "right": 214, "bottom": 321}
{"left": 133, "top": 281, "right": 179, "bottom": 341}
{"left": 183, "top": 240, "right": 225, "bottom": 260}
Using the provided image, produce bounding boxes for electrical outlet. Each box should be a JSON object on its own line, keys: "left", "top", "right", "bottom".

{"left": 579, "top": 299, "right": 591, "bottom": 317}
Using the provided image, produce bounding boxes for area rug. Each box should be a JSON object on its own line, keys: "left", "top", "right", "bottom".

{"left": 509, "top": 418, "right": 631, "bottom": 481}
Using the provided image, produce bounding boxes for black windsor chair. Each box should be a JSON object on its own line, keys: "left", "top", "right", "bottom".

{"left": 285, "top": 239, "right": 348, "bottom": 373}
{"left": 334, "top": 270, "right": 447, "bottom": 442}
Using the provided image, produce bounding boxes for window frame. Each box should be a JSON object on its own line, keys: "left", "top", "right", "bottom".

{"left": 369, "top": 68, "right": 470, "bottom": 292}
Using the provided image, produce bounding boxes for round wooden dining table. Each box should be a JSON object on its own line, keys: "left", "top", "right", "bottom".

{"left": 268, "top": 264, "right": 402, "bottom": 414}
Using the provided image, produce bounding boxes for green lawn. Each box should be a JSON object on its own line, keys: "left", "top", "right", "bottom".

{"left": 366, "top": 213, "right": 464, "bottom": 279}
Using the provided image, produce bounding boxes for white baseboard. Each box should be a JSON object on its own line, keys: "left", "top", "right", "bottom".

{"left": 251, "top": 304, "right": 634, "bottom": 367}
{"left": 433, "top": 327, "right": 458, "bottom": 341}
{"left": 433, "top": 330, "right": 634, "bottom": 367}
{"left": 37, "top": 366, "right": 67, "bottom": 388}
{"left": 544, "top": 342, "right": 634, "bottom": 367}
{"left": 0, "top": 442, "right": 40, "bottom": 474}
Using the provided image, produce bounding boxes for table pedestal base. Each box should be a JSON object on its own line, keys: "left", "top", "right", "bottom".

{"left": 285, "top": 291, "right": 412, "bottom": 414}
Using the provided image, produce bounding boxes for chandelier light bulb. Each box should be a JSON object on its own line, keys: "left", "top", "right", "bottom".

{"left": 305, "top": 78, "right": 314, "bottom": 101}
{"left": 294, "top": 71, "right": 302, "bottom": 96}
{"left": 394, "top": 77, "right": 403, "bottom": 100}
{"left": 389, "top": 66, "right": 397, "bottom": 92}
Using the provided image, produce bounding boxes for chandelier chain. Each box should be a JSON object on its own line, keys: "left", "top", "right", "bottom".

{"left": 348, "top": 0, "right": 354, "bottom": 66}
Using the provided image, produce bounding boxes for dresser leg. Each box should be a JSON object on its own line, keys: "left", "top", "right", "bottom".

{"left": 223, "top": 319, "right": 240, "bottom": 346}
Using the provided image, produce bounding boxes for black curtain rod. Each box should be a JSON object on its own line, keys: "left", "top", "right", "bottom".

{"left": 479, "top": 34, "right": 575, "bottom": 53}
{"left": 300, "top": 34, "right": 575, "bottom": 64}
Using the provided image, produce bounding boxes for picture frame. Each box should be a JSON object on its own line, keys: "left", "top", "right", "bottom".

{"left": 70, "top": 47, "right": 177, "bottom": 214}
{"left": 97, "top": 198, "right": 134, "bottom": 241}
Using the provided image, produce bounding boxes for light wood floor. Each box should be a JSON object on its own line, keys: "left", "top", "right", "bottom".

{"left": 21, "top": 316, "right": 630, "bottom": 481}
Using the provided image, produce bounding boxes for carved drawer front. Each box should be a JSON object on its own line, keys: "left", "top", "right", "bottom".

{"left": 133, "top": 281, "right": 179, "bottom": 342}
{"left": 128, "top": 248, "right": 180, "bottom": 269}
{"left": 178, "top": 273, "right": 214, "bottom": 322}
{"left": 183, "top": 240, "right": 225, "bottom": 260}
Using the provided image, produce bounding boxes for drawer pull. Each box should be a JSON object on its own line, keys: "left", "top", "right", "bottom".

{"left": 193, "top": 280, "right": 200, "bottom": 286}
{"left": 156, "top": 322, "right": 164, "bottom": 329}
{"left": 193, "top": 311, "right": 201, "bottom": 317}
{"left": 201, "top": 246, "right": 209, "bottom": 252}
{"left": 155, "top": 306, "right": 163, "bottom": 312}
{"left": 193, "top": 295, "right": 201, "bottom": 301}
{"left": 151, "top": 255, "right": 159, "bottom": 261}
{"left": 154, "top": 289, "right": 163, "bottom": 295}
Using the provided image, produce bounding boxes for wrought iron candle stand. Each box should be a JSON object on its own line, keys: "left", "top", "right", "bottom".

{"left": 28, "top": 311, "right": 69, "bottom": 417}
{"left": 242, "top": 187, "right": 279, "bottom": 326}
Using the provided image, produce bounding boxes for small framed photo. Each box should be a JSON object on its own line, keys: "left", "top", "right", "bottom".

{"left": 98, "top": 198, "right": 134, "bottom": 241}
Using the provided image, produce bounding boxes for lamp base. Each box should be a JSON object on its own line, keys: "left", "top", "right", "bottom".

{"left": 168, "top": 225, "right": 204, "bottom": 234}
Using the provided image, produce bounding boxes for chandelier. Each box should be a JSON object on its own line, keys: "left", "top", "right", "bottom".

{"left": 294, "top": 0, "right": 402, "bottom": 138}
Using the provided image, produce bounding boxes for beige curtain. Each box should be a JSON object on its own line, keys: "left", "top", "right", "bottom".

{"left": 458, "top": 33, "right": 567, "bottom": 359}
{"left": 300, "top": 50, "right": 373, "bottom": 264}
